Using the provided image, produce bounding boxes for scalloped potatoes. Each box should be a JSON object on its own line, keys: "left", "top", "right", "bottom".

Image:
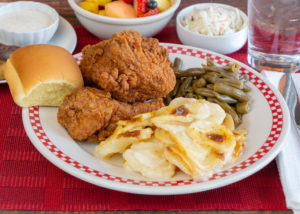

{"left": 96, "top": 97, "right": 247, "bottom": 180}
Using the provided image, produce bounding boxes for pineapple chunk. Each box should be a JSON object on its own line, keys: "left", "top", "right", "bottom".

{"left": 78, "top": 1, "right": 99, "bottom": 13}
{"left": 98, "top": 9, "right": 106, "bottom": 16}
{"left": 156, "top": 0, "right": 171, "bottom": 12}
{"left": 93, "top": 0, "right": 112, "bottom": 6}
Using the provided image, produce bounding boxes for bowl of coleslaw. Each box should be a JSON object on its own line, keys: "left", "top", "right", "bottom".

{"left": 176, "top": 3, "right": 248, "bottom": 54}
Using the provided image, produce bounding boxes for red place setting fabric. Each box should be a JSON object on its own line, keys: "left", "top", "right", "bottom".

{"left": 0, "top": 26, "right": 288, "bottom": 211}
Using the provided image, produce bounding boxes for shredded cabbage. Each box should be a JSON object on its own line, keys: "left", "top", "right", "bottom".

{"left": 181, "top": 6, "right": 244, "bottom": 36}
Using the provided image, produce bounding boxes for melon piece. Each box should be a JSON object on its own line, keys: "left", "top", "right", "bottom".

{"left": 105, "top": 1, "right": 137, "bottom": 18}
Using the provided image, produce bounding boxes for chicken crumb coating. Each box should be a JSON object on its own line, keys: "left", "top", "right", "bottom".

{"left": 79, "top": 30, "right": 176, "bottom": 102}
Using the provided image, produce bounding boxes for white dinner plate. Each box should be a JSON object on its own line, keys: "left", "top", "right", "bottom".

{"left": 22, "top": 43, "right": 290, "bottom": 195}
{"left": 48, "top": 16, "right": 77, "bottom": 54}
{"left": 0, "top": 2, "right": 77, "bottom": 84}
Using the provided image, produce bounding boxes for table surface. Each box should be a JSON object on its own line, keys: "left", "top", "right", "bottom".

{"left": 0, "top": 0, "right": 293, "bottom": 213}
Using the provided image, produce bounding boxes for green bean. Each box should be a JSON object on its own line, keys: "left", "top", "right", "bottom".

{"left": 242, "top": 83, "right": 252, "bottom": 92}
{"left": 207, "top": 98, "right": 241, "bottom": 126}
{"left": 202, "top": 65, "right": 239, "bottom": 80}
{"left": 196, "top": 94, "right": 204, "bottom": 99}
{"left": 194, "top": 88, "right": 216, "bottom": 97}
{"left": 202, "top": 72, "right": 220, "bottom": 82}
{"left": 203, "top": 72, "right": 243, "bottom": 89}
{"left": 239, "top": 75, "right": 252, "bottom": 92}
{"left": 172, "top": 57, "right": 183, "bottom": 72}
{"left": 229, "top": 109, "right": 241, "bottom": 126}
{"left": 200, "top": 80, "right": 240, "bottom": 103}
{"left": 175, "top": 68, "right": 206, "bottom": 77}
{"left": 167, "top": 57, "right": 251, "bottom": 127}
{"left": 225, "top": 63, "right": 240, "bottom": 73}
{"left": 165, "top": 94, "right": 172, "bottom": 105}
{"left": 170, "top": 80, "right": 181, "bottom": 98}
{"left": 207, "top": 98, "right": 231, "bottom": 112}
{"left": 192, "top": 78, "right": 206, "bottom": 90}
{"left": 220, "top": 78, "right": 243, "bottom": 89}
{"left": 204, "top": 71, "right": 220, "bottom": 78}
{"left": 185, "top": 93, "right": 198, "bottom": 99}
{"left": 237, "top": 75, "right": 252, "bottom": 92}
{"left": 206, "top": 57, "right": 214, "bottom": 66}
{"left": 214, "top": 83, "right": 250, "bottom": 102}
{"left": 202, "top": 65, "right": 226, "bottom": 74}
{"left": 236, "top": 102, "right": 250, "bottom": 114}
{"left": 185, "top": 93, "right": 195, "bottom": 98}
{"left": 184, "top": 86, "right": 193, "bottom": 94}
{"left": 176, "top": 77, "right": 193, "bottom": 97}
{"left": 206, "top": 84, "right": 215, "bottom": 90}
{"left": 214, "top": 92, "right": 238, "bottom": 104}
{"left": 239, "top": 74, "right": 249, "bottom": 81}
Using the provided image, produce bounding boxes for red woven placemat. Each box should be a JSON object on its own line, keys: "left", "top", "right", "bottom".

{"left": 0, "top": 26, "right": 287, "bottom": 211}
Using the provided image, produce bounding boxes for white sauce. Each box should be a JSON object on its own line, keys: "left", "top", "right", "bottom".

{"left": 0, "top": 10, "right": 54, "bottom": 32}
{"left": 181, "top": 6, "right": 244, "bottom": 36}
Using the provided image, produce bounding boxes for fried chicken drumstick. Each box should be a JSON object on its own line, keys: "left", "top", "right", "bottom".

{"left": 79, "top": 30, "right": 176, "bottom": 102}
{"left": 57, "top": 87, "right": 164, "bottom": 142}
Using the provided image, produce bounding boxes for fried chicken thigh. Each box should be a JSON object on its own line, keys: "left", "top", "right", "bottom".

{"left": 57, "top": 87, "right": 164, "bottom": 142}
{"left": 79, "top": 30, "right": 176, "bottom": 102}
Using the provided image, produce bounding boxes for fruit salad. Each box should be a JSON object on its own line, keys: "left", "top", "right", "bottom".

{"left": 78, "top": 0, "right": 172, "bottom": 18}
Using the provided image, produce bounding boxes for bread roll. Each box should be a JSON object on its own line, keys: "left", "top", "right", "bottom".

{"left": 0, "top": 60, "right": 5, "bottom": 80}
{"left": 4, "top": 44, "right": 84, "bottom": 107}
{"left": 0, "top": 43, "right": 19, "bottom": 80}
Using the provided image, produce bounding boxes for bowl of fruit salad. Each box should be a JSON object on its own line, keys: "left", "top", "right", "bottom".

{"left": 68, "top": 0, "right": 180, "bottom": 39}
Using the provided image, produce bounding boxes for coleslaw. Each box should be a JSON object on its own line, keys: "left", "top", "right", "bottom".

{"left": 181, "top": 6, "right": 244, "bottom": 36}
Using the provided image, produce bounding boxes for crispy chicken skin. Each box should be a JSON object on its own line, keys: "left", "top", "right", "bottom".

{"left": 57, "top": 87, "right": 164, "bottom": 142}
{"left": 79, "top": 30, "right": 176, "bottom": 102}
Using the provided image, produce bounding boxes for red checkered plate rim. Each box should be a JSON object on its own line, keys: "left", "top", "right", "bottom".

{"left": 22, "top": 43, "right": 290, "bottom": 195}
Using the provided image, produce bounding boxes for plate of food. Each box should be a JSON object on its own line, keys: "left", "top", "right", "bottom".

{"left": 21, "top": 31, "right": 290, "bottom": 195}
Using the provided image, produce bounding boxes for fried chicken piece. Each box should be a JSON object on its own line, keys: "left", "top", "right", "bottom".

{"left": 79, "top": 30, "right": 176, "bottom": 102}
{"left": 57, "top": 87, "right": 164, "bottom": 142}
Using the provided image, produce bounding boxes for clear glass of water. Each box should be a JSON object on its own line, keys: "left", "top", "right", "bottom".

{"left": 247, "top": 0, "right": 300, "bottom": 72}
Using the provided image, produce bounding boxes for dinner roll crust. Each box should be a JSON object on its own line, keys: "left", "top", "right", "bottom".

{"left": 4, "top": 44, "right": 83, "bottom": 107}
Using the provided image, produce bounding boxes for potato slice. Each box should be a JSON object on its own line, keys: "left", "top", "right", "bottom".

{"left": 123, "top": 139, "right": 175, "bottom": 180}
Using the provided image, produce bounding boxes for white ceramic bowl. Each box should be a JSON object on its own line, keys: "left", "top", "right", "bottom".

{"left": 176, "top": 3, "right": 248, "bottom": 54}
{"left": 68, "top": 0, "right": 181, "bottom": 39}
{"left": 0, "top": 1, "right": 59, "bottom": 47}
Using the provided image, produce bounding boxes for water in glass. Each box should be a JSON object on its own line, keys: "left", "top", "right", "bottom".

{"left": 247, "top": 0, "right": 300, "bottom": 72}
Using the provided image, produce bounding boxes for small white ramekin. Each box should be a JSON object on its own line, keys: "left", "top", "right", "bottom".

{"left": 176, "top": 3, "right": 248, "bottom": 55}
{"left": 0, "top": 1, "right": 59, "bottom": 47}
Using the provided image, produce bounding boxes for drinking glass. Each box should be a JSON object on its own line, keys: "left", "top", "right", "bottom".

{"left": 247, "top": 0, "right": 300, "bottom": 72}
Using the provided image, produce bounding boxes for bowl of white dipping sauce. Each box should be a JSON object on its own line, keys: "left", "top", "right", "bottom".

{"left": 0, "top": 1, "right": 59, "bottom": 47}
